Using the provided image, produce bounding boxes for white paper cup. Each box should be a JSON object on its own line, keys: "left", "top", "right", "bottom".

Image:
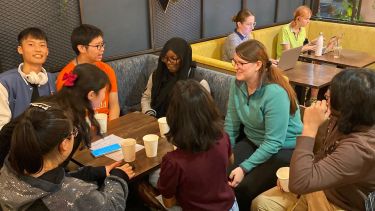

{"left": 94, "top": 113, "right": 107, "bottom": 134}
{"left": 143, "top": 134, "right": 159, "bottom": 157}
{"left": 121, "top": 138, "right": 136, "bottom": 162}
{"left": 276, "top": 167, "right": 290, "bottom": 192}
{"left": 157, "top": 117, "right": 169, "bottom": 138}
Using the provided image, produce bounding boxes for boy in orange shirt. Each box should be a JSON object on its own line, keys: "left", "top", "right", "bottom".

{"left": 56, "top": 24, "right": 120, "bottom": 120}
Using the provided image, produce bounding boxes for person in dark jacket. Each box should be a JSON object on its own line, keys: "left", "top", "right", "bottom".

{"left": 0, "top": 102, "right": 134, "bottom": 210}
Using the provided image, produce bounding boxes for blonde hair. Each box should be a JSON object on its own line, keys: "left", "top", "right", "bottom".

{"left": 293, "top": 6, "right": 312, "bottom": 21}
{"left": 232, "top": 9, "right": 254, "bottom": 23}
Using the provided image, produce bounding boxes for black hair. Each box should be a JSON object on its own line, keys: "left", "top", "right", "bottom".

{"left": 17, "top": 27, "right": 48, "bottom": 45}
{"left": 71, "top": 24, "right": 103, "bottom": 55}
{"left": 57, "top": 63, "right": 109, "bottom": 146}
{"left": 151, "top": 37, "right": 195, "bottom": 117}
{"left": 9, "top": 102, "right": 72, "bottom": 175}
{"left": 330, "top": 69, "right": 375, "bottom": 134}
{"left": 166, "top": 80, "right": 223, "bottom": 152}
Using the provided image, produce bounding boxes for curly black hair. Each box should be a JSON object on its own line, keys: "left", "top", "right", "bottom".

{"left": 330, "top": 69, "right": 375, "bottom": 134}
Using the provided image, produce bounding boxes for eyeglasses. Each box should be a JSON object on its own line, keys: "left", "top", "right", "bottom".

{"left": 161, "top": 56, "right": 180, "bottom": 64}
{"left": 67, "top": 127, "right": 78, "bottom": 139}
{"left": 250, "top": 22, "right": 257, "bottom": 28}
{"left": 244, "top": 22, "right": 256, "bottom": 28}
{"left": 86, "top": 43, "right": 105, "bottom": 50}
{"left": 231, "top": 59, "right": 250, "bottom": 68}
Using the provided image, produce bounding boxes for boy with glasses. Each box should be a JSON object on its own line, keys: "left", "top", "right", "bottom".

{"left": 56, "top": 24, "right": 120, "bottom": 120}
{"left": 0, "top": 27, "right": 56, "bottom": 129}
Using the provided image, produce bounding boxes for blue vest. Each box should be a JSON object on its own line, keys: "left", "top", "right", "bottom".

{"left": 0, "top": 68, "right": 56, "bottom": 119}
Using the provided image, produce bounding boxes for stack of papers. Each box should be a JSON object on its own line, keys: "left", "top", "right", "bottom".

{"left": 91, "top": 134, "right": 144, "bottom": 161}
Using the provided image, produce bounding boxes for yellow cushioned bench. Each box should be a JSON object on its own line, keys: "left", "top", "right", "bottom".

{"left": 191, "top": 20, "right": 375, "bottom": 71}
{"left": 252, "top": 25, "right": 286, "bottom": 59}
{"left": 307, "top": 21, "right": 375, "bottom": 69}
{"left": 307, "top": 21, "right": 375, "bottom": 56}
{"left": 191, "top": 26, "right": 288, "bottom": 71}
{"left": 191, "top": 37, "right": 234, "bottom": 71}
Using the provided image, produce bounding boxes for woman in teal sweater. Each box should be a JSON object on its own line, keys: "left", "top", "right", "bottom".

{"left": 225, "top": 40, "right": 302, "bottom": 210}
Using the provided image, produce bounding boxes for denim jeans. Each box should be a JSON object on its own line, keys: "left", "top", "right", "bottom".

{"left": 229, "top": 198, "right": 239, "bottom": 211}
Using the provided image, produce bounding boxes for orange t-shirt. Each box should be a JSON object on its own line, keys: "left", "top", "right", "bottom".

{"left": 56, "top": 61, "right": 118, "bottom": 115}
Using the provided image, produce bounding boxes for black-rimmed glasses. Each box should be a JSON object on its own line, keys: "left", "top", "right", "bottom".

{"left": 161, "top": 56, "right": 180, "bottom": 64}
{"left": 86, "top": 43, "right": 105, "bottom": 50}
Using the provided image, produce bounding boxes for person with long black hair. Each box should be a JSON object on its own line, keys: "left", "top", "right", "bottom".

{"left": 141, "top": 37, "right": 209, "bottom": 118}
{"left": 252, "top": 69, "right": 375, "bottom": 211}
{"left": 158, "top": 80, "right": 238, "bottom": 210}
{"left": 0, "top": 64, "right": 127, "bottom": 182}
{"left": 0, "top": 102, "right": 134, "bottom": 210}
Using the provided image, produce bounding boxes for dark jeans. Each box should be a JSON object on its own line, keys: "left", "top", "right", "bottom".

{"left": 229, "top": 139, "right": 294, "bottom": 211}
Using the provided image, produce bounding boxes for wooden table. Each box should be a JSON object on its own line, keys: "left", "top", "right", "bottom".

{"left": 299, "top": 49, "right": 375, "bottom": 68}
{"left": 283, "top": 62, "right": 342, "bottom": 88}
{"left": 72, "top": 112, "right": 174, "bottom": 180}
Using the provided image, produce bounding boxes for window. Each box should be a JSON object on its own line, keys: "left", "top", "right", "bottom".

{"left": 360, "top": 0, "right": 375, "bottom": 22}
{"left": 312, "top": 0, "right": 375, "bottom": 24}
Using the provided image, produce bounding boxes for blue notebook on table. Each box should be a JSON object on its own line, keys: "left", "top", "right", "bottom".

{"left": 91, "top": 143, "right": 121, "bottom": 157}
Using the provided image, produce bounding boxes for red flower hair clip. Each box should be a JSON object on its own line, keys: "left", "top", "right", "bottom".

{"left": 62, "top": 72, "right": 78, "bottom": 87}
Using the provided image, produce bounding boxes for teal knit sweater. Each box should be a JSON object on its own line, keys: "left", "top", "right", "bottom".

{"left": 224, "top": 79, "right": 303, "bottom": 173}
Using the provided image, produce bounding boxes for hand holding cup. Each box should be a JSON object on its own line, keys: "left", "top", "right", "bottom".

{"left": 276, "top": 167, "right": 290, "bottom": 192}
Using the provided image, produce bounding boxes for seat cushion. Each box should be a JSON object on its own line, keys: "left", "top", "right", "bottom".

{"left": 307, "top": 20, "right": 375, "bottom": 55}
{"left": 108, "top": 54, "right": 158, "bottom": 114}
{"left": 252, "top": 25, "right": 286, "bottom": 59}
